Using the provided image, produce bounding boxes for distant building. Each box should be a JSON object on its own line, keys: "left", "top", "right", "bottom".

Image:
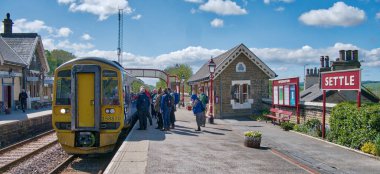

{"left": 188, "top": 43, "right": 276, "bottom": 118}
{"left": 0, "top": 13, "right": 50, "bottom": 110}
{"left": 301, "top": 50, "right": 379, "bottom": 103}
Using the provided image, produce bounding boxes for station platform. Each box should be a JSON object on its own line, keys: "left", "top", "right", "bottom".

{"left": 0, "top": 109, "right": 51, "bottom": 126}
{"left": 104, "top": 108, "right": 380, "bottom": 174}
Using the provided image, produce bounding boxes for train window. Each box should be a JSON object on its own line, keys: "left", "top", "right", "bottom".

{"left": 103, "top": 70, "right": 117, "bottom": 77}
{"left": 56, "top": 78, "right": 71, "bottom": 105}
{"left": 57, "top": 70, "right": 71, "bottom": 77}
{"left": 103, "top": 79, "right": 120, "bottom": 105}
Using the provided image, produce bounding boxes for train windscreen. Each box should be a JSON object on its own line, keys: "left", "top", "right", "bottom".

{"left": 56, "top": 70, "right": 71, "bottom": 105}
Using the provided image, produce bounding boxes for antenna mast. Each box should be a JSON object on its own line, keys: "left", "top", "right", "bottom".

{"left": 117, "top": 9, "right": 123, "bottom": 65}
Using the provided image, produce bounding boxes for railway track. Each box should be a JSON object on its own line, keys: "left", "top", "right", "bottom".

{"left": 0, "top": 130, "right": 58, "bottom": 173}
{"left": 52, "top": 121, "right": 136, "bottom": 174}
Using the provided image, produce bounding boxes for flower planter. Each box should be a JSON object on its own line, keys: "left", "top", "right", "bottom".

{"left": 244, "top": 136, "right": 261, "bottom": 148}
{"left": 187, "top": 105, "right": 192, "bottom": 111}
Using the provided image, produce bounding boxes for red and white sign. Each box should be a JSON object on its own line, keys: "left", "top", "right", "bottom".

{"left": 321, "top": 69, "right": 361, "bottom": 90}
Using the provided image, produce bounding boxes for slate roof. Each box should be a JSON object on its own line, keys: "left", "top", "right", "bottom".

{"left": 1, "top": 33, "right": 39, "bottom": 65}
{"left": 0, "top": 36, "right": 26, "bottom": 66}
{"left": 300, "top": 83, "right": 379, "bottom": 103}
{"left": 188, "top": 43, "right": 276, "bottom": 83}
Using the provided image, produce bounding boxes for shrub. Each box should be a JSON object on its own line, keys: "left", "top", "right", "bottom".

{"left": 361, "top": 142, "right": 376, "bottom": 155}
{"left": 305, "top": 119, "right": 322, "bottom": 137}
{"left": 280, "top": 122, "right": 295, "bottom": 131}
{"left": 244, "top": 131, "right": 262, "bottom": 138}
{"left": 329, "top": 102, "right": 380, "bottom": 149}
{"left": 375, "top": 134, "right": 380, "bottom": 156}
{"left": 294, "top": 124, "right": 308, "bottom": 133}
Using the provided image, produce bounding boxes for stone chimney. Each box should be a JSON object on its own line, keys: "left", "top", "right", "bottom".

{"left": 305, "top": 66, "right": 319, "bottom": 90}
{"left": 331, "top": 50, "right": 361, "bottom": 71}
{"left": 320, "top": 56, "right": 325, "bottom": 68}
{"left": 2, "top": 13, "right": 13, "bottom": 34}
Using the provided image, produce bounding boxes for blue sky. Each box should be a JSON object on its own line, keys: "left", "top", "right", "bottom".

{"left": 1, "top": 0, "right": 380, "bottom": 85}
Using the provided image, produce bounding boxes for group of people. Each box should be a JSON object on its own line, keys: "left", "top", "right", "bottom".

{"left": 190, "top": 88, "right": 209, "bottom": 131}
{"left": 136, "top": 86, "right": 179, "bottom": 131}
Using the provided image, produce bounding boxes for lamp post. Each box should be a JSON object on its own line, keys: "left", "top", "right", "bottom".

{"left": 208, "top": 58, "right": 216, "bottom": 124}
{"left": 181, "top": 74, "right": 185, "bottom": 107}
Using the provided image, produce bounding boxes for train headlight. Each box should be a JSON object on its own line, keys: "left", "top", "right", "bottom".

{"left": 105, "top": 109, "right": 110, "bottom": 114}
{"left": 110, "top": 108, "right": 115, "bottom": 114}
{"left": 60, "top": 108, "right": 66, "bottom": 114}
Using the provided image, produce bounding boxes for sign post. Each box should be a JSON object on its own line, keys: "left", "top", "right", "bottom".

{"left": 321, "top": 69, "right": 361, "bottom": 138}
{"left": 272, "top": 77, "right": 300, "bottom": 124}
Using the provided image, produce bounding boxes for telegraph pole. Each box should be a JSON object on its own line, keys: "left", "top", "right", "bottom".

{"left": 117, "top": 9, "right": 123, "bottom": 65}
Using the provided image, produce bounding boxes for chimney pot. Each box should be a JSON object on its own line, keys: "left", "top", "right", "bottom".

{"left": 3, "top": 13, "right": 13, "bottom": 34}
{"left": 314, "top": 67, "right": 317, "bottom": 75}
{"left": 352, "top": 50, "right": 359, "bottom": 61}
{"left": 346, "top": 50, "right": 352, "bottom": 61}
{"left": 339, "top": 50, "right": 345, "bottom": 61}
{"left": 320, "top": 56, "right": 325, "bottom": 68}
{"left": 306, "top": 69, "right": 310, "bottom": 75}
{"left": 325, "top": 56, "right": 330, "bottom": 67}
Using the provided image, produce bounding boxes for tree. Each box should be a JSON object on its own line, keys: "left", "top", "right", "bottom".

{"left": 45, "top": 49, "right": 76, "bottom": 75}
{"left": 155, "top": 64, "right": 193, "bottom": 93}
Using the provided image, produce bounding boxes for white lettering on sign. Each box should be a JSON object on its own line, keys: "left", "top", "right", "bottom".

{"left": 278, "top": 79, "right": 290, "bottom": 84}
{"left": 324, "top": 75, "right": 355, "bottom": 86}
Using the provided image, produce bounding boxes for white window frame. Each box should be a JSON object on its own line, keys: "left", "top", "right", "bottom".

{"left": 231, "top": 80, "right": 253, "bottom": 109}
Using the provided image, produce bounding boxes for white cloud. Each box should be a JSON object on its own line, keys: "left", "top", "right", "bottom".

{"left": 132, "top": 14, "right": 142, "bottom": 20}
{"left": 81, "top": 33, "right": 92, "bottom": 40}
{"left": 272, "top": 67, "right": 288, "bottom": 71}
{"left": 275, "top": 7, "right": 285, "bottom": 12}
{"left": 190, "top": 8, "right": 197, "bottom": 14}
{"left": 57, "top": 40, "right": 94, "bottom": 52}
{"left": 299, "top": 2, "right": 366, "bottom": 27}
{"left": 184, "top": 0, "right": 204, "bottom": 3}
{"left": 42, "top": 38, "right": 57, "bottom": 51}
{"left": 59, "top": 0, "right": 133, "bottom": 21}
{"left": 56, "top": 27, "right": 72, "bottom": 37}
{"left": 57, "top": 0, "right": 74, "bottom": 4}
{"left": 199, "top": 0, "right": 247, "bottom": 15}
{"left": 210, "top": 18, "right": 224, "bottom": 28}
{"left": 12, "top": 19, "right": 53, "bottom": 33}
{"left": 376, "top": 12, "right": 380, "bottom": 20}
{"left": 264, "top": 0, "right": 294, "bottom": 4}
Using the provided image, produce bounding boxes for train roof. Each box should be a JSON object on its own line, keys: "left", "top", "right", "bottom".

{"left": 57, "top": 57, "right": 126, "bottom": 71}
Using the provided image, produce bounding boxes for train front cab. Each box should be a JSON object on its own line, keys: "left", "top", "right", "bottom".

{"left": 53, "top": 60, "right": 130, "bottom": 154}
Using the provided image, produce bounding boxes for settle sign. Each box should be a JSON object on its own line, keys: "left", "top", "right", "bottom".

{"left": 321, "top": 69, "right": 361, "bottom": 90}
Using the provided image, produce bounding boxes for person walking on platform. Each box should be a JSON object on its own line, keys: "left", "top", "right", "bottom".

{"left": 18, "top": 89, "right": 28, "bottom": 113}
{"left": 191, "top": 94, "right": 205, "bottom": 131}
{"left": 160, "top": 88, "right": 173, "bottom": 131}
{"left": 136, "top": 86, "right": 150, "bottom": 130}
{"left": 198, "top": 88, "right": 209, "bottom": 127}
{"left": 154, "top": 88, "right": 163, "bottom": 129}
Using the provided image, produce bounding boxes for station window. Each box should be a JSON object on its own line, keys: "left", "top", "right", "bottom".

{"left": 231, "top": 82, "right": 250, "bottom": 104}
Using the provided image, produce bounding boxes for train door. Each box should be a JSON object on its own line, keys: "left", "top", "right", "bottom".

{"left": 71, "top": 65, "right": 101, "bottom": 131}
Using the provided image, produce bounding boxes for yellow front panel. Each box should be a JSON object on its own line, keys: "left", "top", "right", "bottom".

{"left": 78, "top": 73, "right": 95, "bottom": 127}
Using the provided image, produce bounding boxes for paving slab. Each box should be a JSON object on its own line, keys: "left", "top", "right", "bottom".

{"left": 0, "top": 109, "right": 51, "bottom": 126}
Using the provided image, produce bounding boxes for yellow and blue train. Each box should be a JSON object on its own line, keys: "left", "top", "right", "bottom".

{"left": 52, "top": 57, "right": 137, "bottom": 154}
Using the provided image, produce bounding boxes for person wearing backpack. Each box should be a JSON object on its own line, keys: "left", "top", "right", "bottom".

{"left": 160, "top": 88, "right": 173, "bottom": 131}
{"left": 198, "top": 88, "right": 209, "bottom": 127}
{"left": 136, "top": 86, "right": 150, "bottom": 130}
{"left": 191, "top": 94, "right": 204, "bottom": 131}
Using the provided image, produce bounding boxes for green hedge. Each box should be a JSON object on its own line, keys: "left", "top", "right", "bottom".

{"left": 328, "top": 102, "right": 380, "bottom": 149}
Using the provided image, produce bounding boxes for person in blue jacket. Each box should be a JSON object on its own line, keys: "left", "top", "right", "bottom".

{"left": 160, "top": 88, "right": 173, "bottom": 131}
{"left": 136, "top": 86, "right": 150, "bottom": 130}
{"left": 191, "top": 94, "right": 205, "bottom": 131}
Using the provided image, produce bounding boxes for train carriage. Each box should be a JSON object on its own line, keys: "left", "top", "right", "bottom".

{"left": 52, "top": 57, "right": 136, "bottom": 154}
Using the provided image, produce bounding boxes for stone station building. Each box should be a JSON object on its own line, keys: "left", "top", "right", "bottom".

{"left": 188, "top": 43, "right": 276, "bottom": 118}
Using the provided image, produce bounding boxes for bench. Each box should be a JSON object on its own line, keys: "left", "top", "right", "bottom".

{"left": 265, "top": 108, "right": 293, "bottom": 124}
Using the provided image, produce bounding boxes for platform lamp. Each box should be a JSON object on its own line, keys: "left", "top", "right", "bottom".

{"left": 181, "top": 74, "right": 185, "bottom": 107}
{"left": 208, "top": 57, "right": 216, "bottom": 124}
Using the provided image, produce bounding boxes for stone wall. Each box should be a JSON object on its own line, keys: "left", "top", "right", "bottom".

{"left": 214, "top": 54, "right": 270, "bottom": 118}
{"left": 0, "top": 114, "right": 52, "bottom": 148}
{"left": 262, "top": 98, "right": 334, "bottom": 125}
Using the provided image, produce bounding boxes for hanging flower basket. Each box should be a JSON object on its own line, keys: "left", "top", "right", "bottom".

{"left": 244, "top": 131, "right": 262, "bottom": 148}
